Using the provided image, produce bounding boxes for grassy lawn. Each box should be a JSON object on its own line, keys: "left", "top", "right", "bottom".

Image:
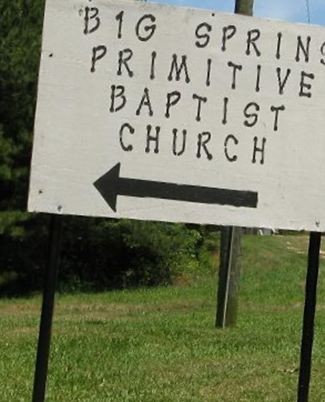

{"left": 1, "top": 234, "right": 325, "bottom": 401}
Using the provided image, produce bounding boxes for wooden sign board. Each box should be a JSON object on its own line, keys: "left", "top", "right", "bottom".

{"left": 28, "top": 0, "right": 325, "bottom": 231}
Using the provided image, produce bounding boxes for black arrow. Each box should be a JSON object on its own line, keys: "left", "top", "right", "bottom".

{"left": 94, "top": 163, "right": 258, "bottom": 212}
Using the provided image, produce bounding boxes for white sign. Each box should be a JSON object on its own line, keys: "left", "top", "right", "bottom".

{"left": 29, "top": 0, "right": 325, "bottom": 231}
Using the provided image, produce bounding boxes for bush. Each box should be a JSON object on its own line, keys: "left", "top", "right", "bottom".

{"left": 59, "top": 217, "right": 202, "bottom": 291}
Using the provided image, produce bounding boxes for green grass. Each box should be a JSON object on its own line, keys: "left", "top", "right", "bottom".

{"left": 1, "top": 234, "right": 325, "bottom": 401}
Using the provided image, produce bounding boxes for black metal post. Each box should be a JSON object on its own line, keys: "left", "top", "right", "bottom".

{"left": 32, "top": 214, "right": 63, "bottom": 402}
{"left": 297, "top": 232, "right": 321, "bottom": 402}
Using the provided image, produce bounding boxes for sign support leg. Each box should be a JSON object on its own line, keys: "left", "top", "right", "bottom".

{"left": 297, "top": 232, "right": 321, "bottom": 402}
{"left": 32, "top": 215, "right": 63, "bottom": 402}
{"left": 216, "top": 226, "right": 242, "bottom": 327}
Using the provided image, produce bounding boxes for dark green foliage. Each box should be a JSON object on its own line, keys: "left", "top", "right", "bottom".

{"left": 0, "top": 0, "right": 214, "bottom": 294}
{"left": 0, "top": 0, "right": 48, "bottom": 293}
{"left": 59, "top": 218, "right": 202, "bottom": 291}
{"left": 0, "top": 0, "right": 44, "bottom": 213}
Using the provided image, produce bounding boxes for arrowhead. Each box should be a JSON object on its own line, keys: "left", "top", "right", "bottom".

{"left": 94, "top": 163, "right": 121, "bottom": 212}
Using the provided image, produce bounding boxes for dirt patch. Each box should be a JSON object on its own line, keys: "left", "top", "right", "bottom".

{"left": 0, "top": 302, "right": 40, "bottom": 317}
{"left": 285, "top": 235, "right": 325, "bottom": 259}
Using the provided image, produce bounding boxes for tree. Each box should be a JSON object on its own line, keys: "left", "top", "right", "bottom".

{"left": 0, "top": 0, "right": 45, "bottom": 232}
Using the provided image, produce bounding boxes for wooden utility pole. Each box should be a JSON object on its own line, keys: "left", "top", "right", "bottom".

{"left": 215, "top": 0, "right": 254, "bottom": 328}
{"left": 235, "top": 0, "right": 254, "bottom": 15}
